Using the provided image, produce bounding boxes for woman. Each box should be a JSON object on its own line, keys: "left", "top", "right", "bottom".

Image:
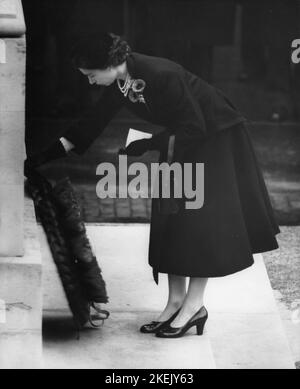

{"left": 27, "top": 32, "right": 280, "bottom": 338}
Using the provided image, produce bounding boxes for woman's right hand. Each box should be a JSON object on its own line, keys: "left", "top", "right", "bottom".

{"left": 24, "top": 139, "right": 67, "bottom": 177}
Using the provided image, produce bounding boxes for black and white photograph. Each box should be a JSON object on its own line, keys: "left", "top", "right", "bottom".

{"left": 0, "top": 0, "right": 299, "bottom": 371}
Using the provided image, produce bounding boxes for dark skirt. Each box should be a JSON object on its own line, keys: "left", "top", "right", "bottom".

{"left": 148, "top": 123, "right": 280, "bottom": 284}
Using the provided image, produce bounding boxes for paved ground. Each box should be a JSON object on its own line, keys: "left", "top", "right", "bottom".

{"left": 71, "top": 176, "right": 300, "bottom": 225}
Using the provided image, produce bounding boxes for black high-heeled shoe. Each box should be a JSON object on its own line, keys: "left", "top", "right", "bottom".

{"left": 140, "top": 308, "right": 181, "bottom": 334}
{"left": 155, "top": 306, "right": 208, "bottom": 338}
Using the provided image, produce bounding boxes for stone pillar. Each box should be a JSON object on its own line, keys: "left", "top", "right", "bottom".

{"left": 0, "top": 0, "right": 26, "bottom": 256}
{"left": 0, "top": 1, "right": 42, "bottom": 369}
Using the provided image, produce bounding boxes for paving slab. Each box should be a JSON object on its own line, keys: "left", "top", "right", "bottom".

{"left": 205, "top": 256, "right": 295, "bottom": 369}
{"left": 207, "top": 312, "right": 294, "bottom": 369}
{"left": 273, "top": 290, "right": 300, "bottom": 368}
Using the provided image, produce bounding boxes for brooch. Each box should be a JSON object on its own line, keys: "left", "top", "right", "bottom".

{"left": 117, "top": 76, "right": 146, "bottom": 104}
{"left": 128, "top": 79, "right": 146, "bottom": 104}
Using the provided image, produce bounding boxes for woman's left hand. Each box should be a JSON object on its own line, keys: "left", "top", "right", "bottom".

{"left": 119, "top": 139, "right": 150, "bottom": 156}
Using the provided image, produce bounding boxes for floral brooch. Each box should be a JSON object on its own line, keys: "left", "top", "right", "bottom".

{"left": 128, "top": 79, "right": 146, "bottom": 103}
{"left": 117, "top": 76, "right": 146, "bottom": 104}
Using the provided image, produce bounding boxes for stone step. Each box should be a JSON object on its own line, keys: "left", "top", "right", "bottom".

{"left": 42, "top": 224, "right": 295, "bottom": 369}
{"left": 0, "top": 195, "right": 43, "bottom": 369}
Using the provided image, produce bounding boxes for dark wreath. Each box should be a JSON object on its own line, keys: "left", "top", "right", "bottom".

{"left": 25, "top": 168, "right": 109, "bottom": 330}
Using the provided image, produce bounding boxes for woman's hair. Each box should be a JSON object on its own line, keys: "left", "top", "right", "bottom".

{"left": 70, "top": 31, "right": 131, "bottom": 70}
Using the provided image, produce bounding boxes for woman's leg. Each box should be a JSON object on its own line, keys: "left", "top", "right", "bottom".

{"left": 171, "top": 277, "right": 208, "bottom": 327}
{"left": 156, "top": 274, "right": 187, "bottom": 321}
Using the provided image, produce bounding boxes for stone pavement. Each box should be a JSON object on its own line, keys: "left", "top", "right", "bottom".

{"left": 72, "top": 176, "right": 300, "bottom": 225}
{"left": 265, "top": 176, "right": 300, "bottom": 226}
{"left": 76, "top": 186, "right": 152, "bottom": 223}
{"left": 41, "top": 224, "right": 295, "bottom": 369}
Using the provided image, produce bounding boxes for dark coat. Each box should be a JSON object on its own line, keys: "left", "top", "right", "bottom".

{"left": 64, "top": 52, "right": 279, "bottom": 284}
{"left": 63, "top": 52, "right": 246, "bottom": 157}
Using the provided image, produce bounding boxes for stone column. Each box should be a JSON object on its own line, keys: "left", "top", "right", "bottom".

{"left": 0, "top": 0, "right": 26, "bottom": 256}
{"left": 0, "top": 0, "right": 42, "bottom": 369}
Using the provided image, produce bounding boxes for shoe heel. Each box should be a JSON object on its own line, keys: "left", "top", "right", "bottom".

{"left": 195, "top": 316, "right": 207, "bottom": 335}
{"left": 196, "top": 323, "right": 204, "bottom": 335}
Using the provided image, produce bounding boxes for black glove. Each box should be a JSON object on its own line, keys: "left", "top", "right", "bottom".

{"left": 24, "top": 140, "right": 67, "bottom": 177}
{"left": 26, "top": 140, "right": 66, "bottom": 167}
{"left": 119, "top": 139, "right": 151, "bottom": 157}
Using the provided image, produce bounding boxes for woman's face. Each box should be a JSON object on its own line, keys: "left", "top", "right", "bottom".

{"left": 79, "top": 67, "right": 118, "bottom": 86}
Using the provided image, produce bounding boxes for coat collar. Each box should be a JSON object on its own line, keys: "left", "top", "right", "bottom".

{"left": 126, "top": 52, "right": 154, "bottom": 84}
{"left": 125, "top": 52, "right": 153, "bottom": 111}
{"left": 126, "top": 52, "right": 136, "bottom": 78}
{"left": 126, "top": 52, "right": 144, "bottom": 81}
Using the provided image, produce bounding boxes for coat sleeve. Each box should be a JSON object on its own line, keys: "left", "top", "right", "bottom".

{"left": 63, "top": 87, "right": 123, "bottom": 155}
{"left": 154, "top": 70, "right": 208, "bottom": 162}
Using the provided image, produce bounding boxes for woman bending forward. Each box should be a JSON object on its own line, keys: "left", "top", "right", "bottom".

{"left": 29, "top": 32, "right": 279, "bottom": 338}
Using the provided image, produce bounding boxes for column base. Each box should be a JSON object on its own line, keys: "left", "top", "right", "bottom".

{"left": 0, "top": 194, "right": 42, "bottom": 369}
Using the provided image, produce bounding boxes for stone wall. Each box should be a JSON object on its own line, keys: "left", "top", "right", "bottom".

{"left": 0, "top": 0, "right": 26, "bottom": 256}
